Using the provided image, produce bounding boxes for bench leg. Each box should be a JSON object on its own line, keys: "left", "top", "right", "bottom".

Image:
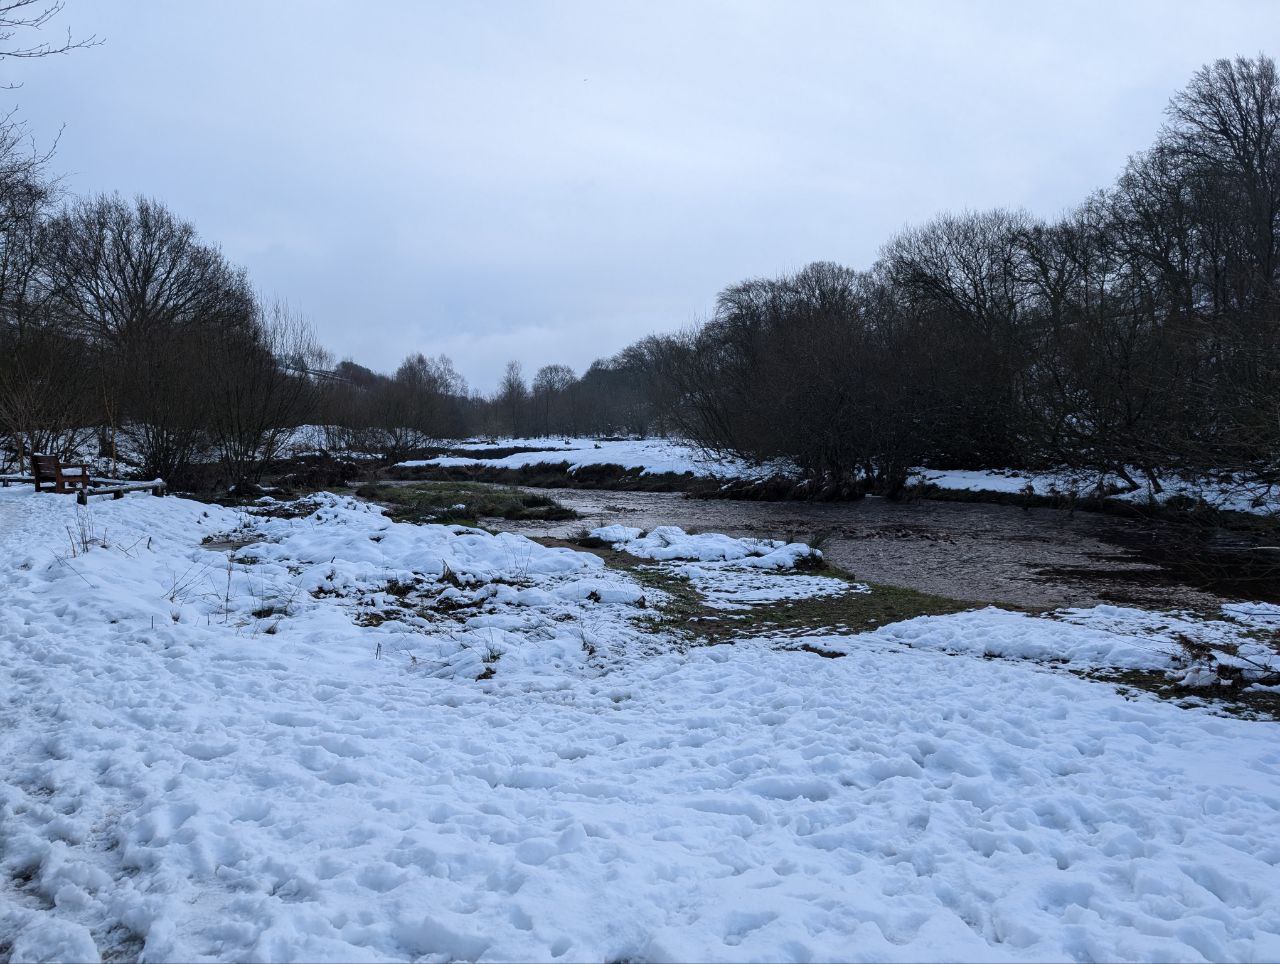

{"left": 77, "top": 490, "right": 87, "bottom": 506}
{"left": 113, "top": 490, "right": 124, "bottom": 500}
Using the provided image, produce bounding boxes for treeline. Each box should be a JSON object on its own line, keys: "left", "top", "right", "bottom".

{"left": 455, "top": 55, "right": 1280, "bottom": 497}
{"left": 610, "top": 55, "right": 1280, "bottom": 495}
{"left": 0, "top": 146, "right": 660, "bottom": 486}
{"left": 312, "top": 353, "right": 662, "bottom": 464}
{"left": 0, "top": 174, "right": 327, "bottom": 487}
{"left": 4, "top": 54, "right": 1278, "bottom": 495}
{"left": 0, "top": 3, "right": 660, "bottom": 489}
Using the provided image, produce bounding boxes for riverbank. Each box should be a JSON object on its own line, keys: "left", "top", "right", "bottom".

{"left": 416, "top": 483, "right": 1269, "bottom": 609}
{"left": 390, "top": 436, "right": 1278, "bottom": 515}
{"left": 383, "top": 438, "right": 1278, "bottom": 606}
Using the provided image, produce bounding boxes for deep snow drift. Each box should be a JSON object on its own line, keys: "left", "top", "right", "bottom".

{"left": 2, "top": 487, "right": 1280, "bottom": 962}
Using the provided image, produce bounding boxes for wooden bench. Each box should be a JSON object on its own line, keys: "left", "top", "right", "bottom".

{"left": 76, "top": 479, "right": 167, "bottom": 505}
{"left": 24, "top": 454, "right": 168, "bottom": 503}
{"left": 32, "top": 453, "right": 91, "bottom": 493}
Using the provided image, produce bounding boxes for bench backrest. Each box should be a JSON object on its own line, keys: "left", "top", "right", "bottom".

{"left": 31, "top": 454, "right": 59, "bottom": 481}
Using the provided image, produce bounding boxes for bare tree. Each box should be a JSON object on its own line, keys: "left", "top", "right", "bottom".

{"left": 41, "top": 194, "right": 255, "bottom": 484}
{"left": 531, "top": 363, "right": 574, "bottom": 435}
{"left": 496, "top": 360, "right": 527, "bottom": 437}
{"left": 205, "top": 299, "right": 323, "bottom": 486}
{"left": 0, "top": 1, "right": 98, "bottom": 66}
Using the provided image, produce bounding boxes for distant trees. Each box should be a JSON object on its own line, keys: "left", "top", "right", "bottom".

{"left": 611, "top": 55, "right": 1280, "bottom": 496}
{"left": 373, "top": 353, "right": 466, "bottom": 460}
{"left": 572, "top": 348, "right": 665, "bottom": 437}
{"left": 0, "top": 189, "right": 330, "bottom": 486}
{"left": 39, "top": 195, "right": 257, "bottom": 481}
{"left": 437, "top": 58, "right": 1276, "bottom": 490}
{"left": 631, "top": 262, "right": 932, "bottom": 494}
{"left": 204, "top": 300, "right": 326, "bottom": 486}
{"left": 1005, "top": 55, "right": 1280, "bottom": 490}
{"left": 495, "top": 361, "right": 527, "bottom": 437}
{"left": 531, "top": 364, "right": 575, "bottom": 436}
{"left": 0, "top": 107, "right": 84, "bottom": 467}
{"left": 305, "top": 352, "right": 470, "bottom": 462}
{"left": 3, "top": 52, "right": 1277, "bottom": 499}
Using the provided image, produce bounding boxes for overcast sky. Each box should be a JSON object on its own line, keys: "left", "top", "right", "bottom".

{"left": 10, "top": 1, "right": 1280, "bottom": 389}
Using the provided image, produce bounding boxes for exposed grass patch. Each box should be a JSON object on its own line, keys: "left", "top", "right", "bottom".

{"left": 193, "top": 479, "right": 361, "bottom": 509}
{"left": 356, "top": 481, "right": 578, "bottom": 525}
{"left": 201, "top": 487, "right": 358, "bottom": 516}
{"left": 1079, "top": 667, "right": 1280, "bottom": 720}
{"left": 734, "top": 572, "right": 973, "bottom": 640}
{"left": 534, "top": 535, "right": 974, "bottom": 644}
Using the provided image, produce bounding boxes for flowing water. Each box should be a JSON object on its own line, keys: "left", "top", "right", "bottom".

{"left": 481, "top": 486, "right": 1265, "bottom": 611}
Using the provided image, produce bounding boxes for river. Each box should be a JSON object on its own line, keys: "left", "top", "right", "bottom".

{"left": 481, "top": 485, "right": 1260, "bottom": 611}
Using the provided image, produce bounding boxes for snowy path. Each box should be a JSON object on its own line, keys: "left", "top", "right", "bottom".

{"left": 2, "top": 489, "right": 1280, "bottom": 962}
{"left": 5, "top": 633, "right": 1280, "bottom": 961}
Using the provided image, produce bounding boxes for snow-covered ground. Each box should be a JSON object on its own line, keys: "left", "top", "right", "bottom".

{"left": 589, "top": 524, "right": 820, "bottom": 568}
{"left": 19, "top": 430, "right": 1273, "bottom": 520}
{"left": 392, "top": 435, "right": 1280, "bottom": 517}
{"left": 396, "top": 437, "right": 769, "bottom": 479}
{"left": 3, "top": 486, "right": 1280, "bottom": 962}
{"left": 589, "top": 525, "right": 849, "bottom": 611}
{"left": 914, "top": 467, "right": 1280, "bottom": 516}
{"left": 826, "top": 604, "right": 1280, "bottom": 681}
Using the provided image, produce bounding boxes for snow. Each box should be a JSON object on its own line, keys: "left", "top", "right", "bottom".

{"left": 18, "top": 429, "right": 1276, "bottom": 522}
{"left": 1055, "top": 602, "right": 1280, "bottom": 669}
{"left": 589, "top": 523, "right": 643, "bottom": 543}
{"left": 589, "top": 524, "right": 842, "bottom": 610}
{"left": 915, "top": 467, "right": 1280, "bottom": 516}
{"left": 855, "top": 606, "right": 1193, "bottom": 670}
{"left": 667, "top": 562, "right": 857, "bottom": 610}
{"left": 802, "top": 603, "right": 1280, "bottom": 681}
{"left": 592, "top": 524, "right": 821, "bottom": 569}
{"left": 393, "top": 433, "right": 1279, "bottom": 518}
{"left": 914, "top": 468, "right": 1039, "bottom": 495}
{"left": 3, "top": 485, "right": 1280, "bottom": 961}
{"left": 396, "top": 437, "right": 769, "bottom": 479}
{"left": 8, "top": 918, "right": 101, "bottom": 964}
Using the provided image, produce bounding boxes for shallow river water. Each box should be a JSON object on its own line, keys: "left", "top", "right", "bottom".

{"left": 482, "top": 486, "right": 1237, "bottom": 611}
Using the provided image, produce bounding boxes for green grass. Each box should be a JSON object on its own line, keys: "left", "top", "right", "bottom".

{"left": 355, "top": 481, "right": 578, "bottom": 526}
